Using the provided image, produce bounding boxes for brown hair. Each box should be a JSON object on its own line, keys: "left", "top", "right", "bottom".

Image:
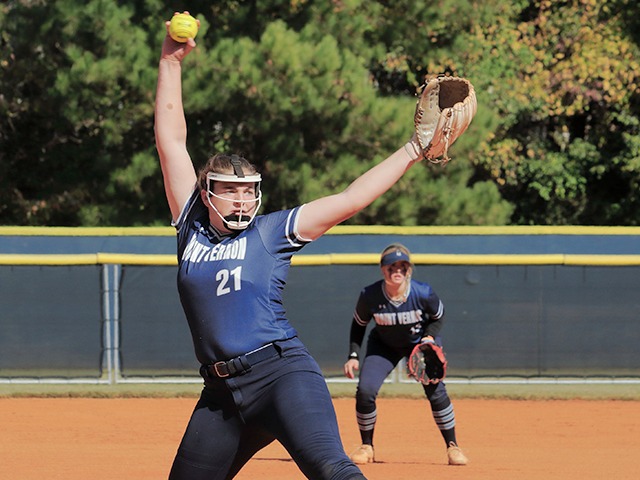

{"left": 197, "top": 153, "right": 260, "bottom": 190}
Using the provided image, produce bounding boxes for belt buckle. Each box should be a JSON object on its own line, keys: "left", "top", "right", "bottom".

{"left": 213, "top": 361, "right": 229, "bottom": 378}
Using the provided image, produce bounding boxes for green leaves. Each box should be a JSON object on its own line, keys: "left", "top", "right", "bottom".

{"left": 1, "top": 0, "right": 638, "bottom": 226}
{"left": 468, "top": 0, "right": 640, "bottom": 225}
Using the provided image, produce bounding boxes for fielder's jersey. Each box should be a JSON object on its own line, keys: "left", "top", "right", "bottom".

{"left": 174, "top": 188, "right": 309, "bottom": 364}
{"left": 354, "top": 279, "right": 444, "bottom": 350}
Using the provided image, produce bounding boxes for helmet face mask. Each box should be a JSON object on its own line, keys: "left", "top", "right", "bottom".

{"left": 205, "top": 171, "right": 262, "bottom": 230}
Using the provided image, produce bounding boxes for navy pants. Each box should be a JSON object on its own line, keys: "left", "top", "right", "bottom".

{"left": 169, "top": 337, "right": 366, "bottom": 480}
{"left": 356, "top": 333, "right": 451, "bottom": 414}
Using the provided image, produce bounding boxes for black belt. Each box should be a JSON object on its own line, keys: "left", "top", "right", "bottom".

{"left": 205, "top": 343, "right": 279, "bottom": 379}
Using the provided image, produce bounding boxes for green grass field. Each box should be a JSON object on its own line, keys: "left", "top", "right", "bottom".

{"left": 1, "top": 380, "right": 639, "bottom": 400}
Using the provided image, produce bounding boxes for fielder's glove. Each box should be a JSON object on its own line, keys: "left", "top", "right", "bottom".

{"left": 407, "top": 341, "right": 448, "bottom": 385}
{"left": 413, "top": 75, "right": 477, "bottom": 165}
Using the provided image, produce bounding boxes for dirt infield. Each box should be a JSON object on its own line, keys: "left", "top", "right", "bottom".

{"left": 1, "top": 396, "right": 638, "bottom": 479}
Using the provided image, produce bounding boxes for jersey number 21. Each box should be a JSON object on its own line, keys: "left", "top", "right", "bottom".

{"left": 216, "top": 266, "right": 242, "bottom": 296}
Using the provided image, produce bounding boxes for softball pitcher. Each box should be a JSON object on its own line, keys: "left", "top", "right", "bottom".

{"left": 154, "top": 12, "right": 433, "bottom": 480}
{"left": 344, "top": 243, "right": 468, "bottom": 466}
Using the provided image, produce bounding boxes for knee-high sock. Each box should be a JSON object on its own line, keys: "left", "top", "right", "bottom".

{"left": 355, "top": 408, "right": 377, "bottom": 445}
{"left": 432, "top": 402, "right": 457, "bottom": 446}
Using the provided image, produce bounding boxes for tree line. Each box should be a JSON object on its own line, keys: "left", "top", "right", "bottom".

{"left": 1, "top": 0, "right": 638, "bottom": 226}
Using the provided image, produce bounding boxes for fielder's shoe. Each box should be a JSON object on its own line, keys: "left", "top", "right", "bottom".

{"left": 350, "top": 444, "right": 375, "bottom": 464}
{"left": 447, "top": 442, "right": 469, "bottom": 466}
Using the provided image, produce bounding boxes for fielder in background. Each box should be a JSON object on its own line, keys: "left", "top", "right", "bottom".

{"left": 343, "top": 243, "right": 469, "bottom": 466}
{"left": 153, "top": 10, "right": 455, "bottom": 480}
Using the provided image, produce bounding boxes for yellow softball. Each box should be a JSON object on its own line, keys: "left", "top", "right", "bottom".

{"left": 169, "top": 13, "right": 198, "bottom": 43}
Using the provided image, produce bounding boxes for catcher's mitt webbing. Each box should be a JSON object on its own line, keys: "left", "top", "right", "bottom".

{"left": 414, "top": 75, "right": 477, "bottom": 165}
{"left": 407, "top": 342, "right": 447, "bottom": 385}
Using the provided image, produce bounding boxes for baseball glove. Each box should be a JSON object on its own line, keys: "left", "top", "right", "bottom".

{"left": 407, "top": 341, "right": 448, "bottom": 385}
{"left": 413, "top": 75, "right": 477, "bottom": 165}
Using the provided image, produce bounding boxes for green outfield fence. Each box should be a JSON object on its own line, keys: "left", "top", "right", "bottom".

{"left": 1, "top": 226, "right": 639, "bottom": 385}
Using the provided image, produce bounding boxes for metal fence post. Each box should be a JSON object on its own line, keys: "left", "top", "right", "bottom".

{"left": 101, "top": 264, "right": 122, "bottom": 384}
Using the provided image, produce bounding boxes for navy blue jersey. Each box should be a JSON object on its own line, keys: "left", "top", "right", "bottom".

{"left": 354, "top": 279, "right": 444, "bottom": 350}
{"left": 174, "top": 188, "right": 309, "bottom": 364}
